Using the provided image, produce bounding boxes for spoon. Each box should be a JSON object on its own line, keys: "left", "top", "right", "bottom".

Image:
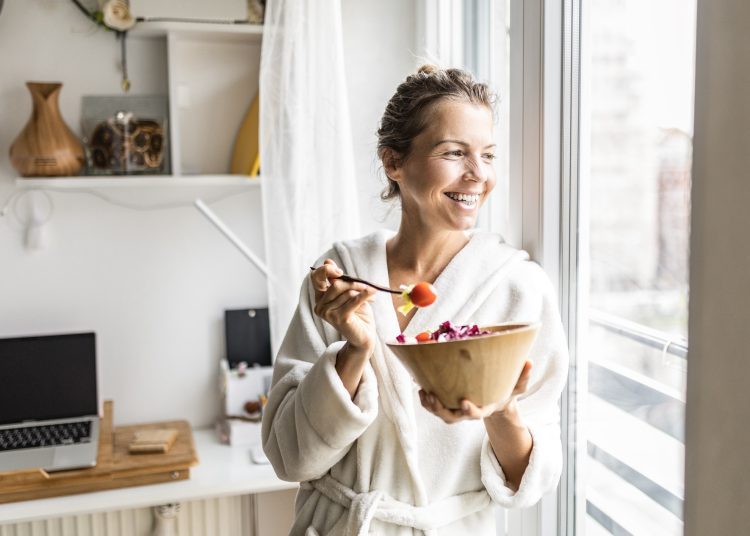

{"left": 309, "top": 266, "right": 400, "bottom": 294}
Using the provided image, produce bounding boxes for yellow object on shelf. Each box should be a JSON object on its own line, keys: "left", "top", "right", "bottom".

{"left": 230, "top": 92, "right": 260, "bottom": 177}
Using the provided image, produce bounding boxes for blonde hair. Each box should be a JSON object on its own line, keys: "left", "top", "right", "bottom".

{"left": 376, "top": 65, "right": 495, "bottom": 200}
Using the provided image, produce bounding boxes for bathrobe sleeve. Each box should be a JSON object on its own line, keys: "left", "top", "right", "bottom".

{"left": 479, "top": 261, "right": 569, "bottom": 508}
{"left": 261, "top": 252, "right": 379, "bottom": 483}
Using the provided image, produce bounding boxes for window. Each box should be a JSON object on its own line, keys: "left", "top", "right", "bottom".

{"left": 420, "top": 2, "right": 695, "bottom": 534}
{"left": 573, "top": 0, "right": 696, "bottom": 534}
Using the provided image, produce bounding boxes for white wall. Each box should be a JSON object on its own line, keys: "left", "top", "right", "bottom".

{"left": 0, "top": 1, "right": 266, "bottom": 428}
{"left": 684, "top": 0, "right": 750, "bottom": 533}
{"left": 0, "top": 0, "right": 417, "bottom": 427}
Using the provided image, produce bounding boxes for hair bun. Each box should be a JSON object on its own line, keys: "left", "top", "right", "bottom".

{"left": 417, "top": 64, "right": 439, "bottom": 75}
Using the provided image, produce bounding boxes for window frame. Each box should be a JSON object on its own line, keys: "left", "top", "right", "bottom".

{"left": 509, "top": 0, "right": 576, "bottom": 534}
{"left": 559, "top": 0, "right": 585, "bottom": 534}
{"left": 508, "top": 0, "right": 583, "bottom": 535}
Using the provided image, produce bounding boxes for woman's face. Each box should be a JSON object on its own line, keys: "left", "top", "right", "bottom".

{"left": 388, "top": 100, "right": 496, "bottom": 232}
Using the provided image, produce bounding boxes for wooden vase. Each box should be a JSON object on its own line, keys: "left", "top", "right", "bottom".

{"left": 9, "top": 82, "right": 84, "bottom": 177}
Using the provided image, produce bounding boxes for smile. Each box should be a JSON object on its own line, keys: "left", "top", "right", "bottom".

{"left": 445, "top": 192, "right": 480, "bottom": 206}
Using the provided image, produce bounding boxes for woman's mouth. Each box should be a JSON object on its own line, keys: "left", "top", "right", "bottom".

{"left": 445, "top": 192, "right": 480, "bottom": 208}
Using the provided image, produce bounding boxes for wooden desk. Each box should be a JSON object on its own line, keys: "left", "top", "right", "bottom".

{"left": 0, "top": 428, "right": 297, "bottom": 531}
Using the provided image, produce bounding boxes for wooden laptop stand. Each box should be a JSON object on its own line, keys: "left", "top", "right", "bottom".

{"left": 0, "top": 401, "right": 198, "bottom": 504}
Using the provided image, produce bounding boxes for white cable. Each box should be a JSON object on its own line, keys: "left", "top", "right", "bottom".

{"left": 19, "top": 186, "right": 253, "bottom": 212}
{"left": 3, "top": 184, "right": 253, "bottom": 215}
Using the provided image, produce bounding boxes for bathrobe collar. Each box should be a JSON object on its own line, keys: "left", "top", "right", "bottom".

{"left": 337, "top": 229, "right": 526, "bottom": 339}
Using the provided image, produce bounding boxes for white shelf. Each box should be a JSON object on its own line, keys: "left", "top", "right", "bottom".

{"left": 131, "top": 21, "right": 264, "bottom": 43}
{"left": 0, "top": 428, "right": 295, "bottom": 525}
{"left": 15, "top": 175, "right": 260, "bottom": 208}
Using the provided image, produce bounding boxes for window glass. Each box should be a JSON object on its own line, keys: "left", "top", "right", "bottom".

{"left": 580, "top": 0, "right": 695, "bottom": 534}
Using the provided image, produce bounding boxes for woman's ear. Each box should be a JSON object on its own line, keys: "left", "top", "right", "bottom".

{"left": 381, "top": 148, "right": 404, "bottom": 182}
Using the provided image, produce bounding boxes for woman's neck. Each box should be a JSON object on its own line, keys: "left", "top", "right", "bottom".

{"left": 386, "top": 223, "right": 470, "bottom": 283}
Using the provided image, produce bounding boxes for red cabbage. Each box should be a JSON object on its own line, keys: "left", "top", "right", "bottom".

{"left": 397, "top": 321, "right": 491, "bottom": 343}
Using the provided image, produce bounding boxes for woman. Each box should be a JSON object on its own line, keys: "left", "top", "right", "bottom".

{"left": 261, "top": 65, "right": 569, "bottom": 535}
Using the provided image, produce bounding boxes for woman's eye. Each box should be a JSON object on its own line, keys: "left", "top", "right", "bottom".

{"left": 445, "top": 150, "right": 464, "bottom": 157}
{"left": 482, "top": 153, "right": 496, "bottom": 161}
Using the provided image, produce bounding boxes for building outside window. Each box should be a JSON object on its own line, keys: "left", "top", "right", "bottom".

{"left": 579, "top": 0, "right": 695, "bottom": 534}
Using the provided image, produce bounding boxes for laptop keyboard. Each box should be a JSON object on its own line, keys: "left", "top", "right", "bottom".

{"left": 0, "top": 421, "right": 92, "bottom": 451}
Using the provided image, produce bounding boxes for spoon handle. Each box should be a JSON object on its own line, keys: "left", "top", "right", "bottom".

{"left": 309, "top": 267, "right": 401, "bottom": 295}
{"left": 340, "top": 275, "right": 401, "bottom": 294}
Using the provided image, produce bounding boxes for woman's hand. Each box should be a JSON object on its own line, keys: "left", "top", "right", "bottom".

{"left": 419, "top": 360, "right": 533, "bottom": 423}
{"left": 311, "top": 259, "right": 377, "bottom": 353}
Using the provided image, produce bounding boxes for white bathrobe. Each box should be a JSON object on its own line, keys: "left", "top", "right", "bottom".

{"left": 261, "top": 229, "right": 569, "bottom": 535}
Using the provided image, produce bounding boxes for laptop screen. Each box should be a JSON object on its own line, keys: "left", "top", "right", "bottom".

{"left": 0, "top": 333, "right": 98, "bottom": 426}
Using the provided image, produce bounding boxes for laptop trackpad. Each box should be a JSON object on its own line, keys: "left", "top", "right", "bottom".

{"left": 0, "top": 448, "right": 55, "bottom": 473}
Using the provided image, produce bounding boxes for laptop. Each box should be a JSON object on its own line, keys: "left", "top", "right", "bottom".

{"left": 0, "top": 332, "right": 100, "bottom": 473}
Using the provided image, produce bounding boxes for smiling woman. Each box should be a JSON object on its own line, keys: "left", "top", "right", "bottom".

{"left": 261, "top": 65, "right": 570, "bottom": 535}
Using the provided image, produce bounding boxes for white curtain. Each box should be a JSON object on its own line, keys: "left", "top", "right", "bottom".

{"left": 260, "top": 0, "right": 360, "bottom": 356}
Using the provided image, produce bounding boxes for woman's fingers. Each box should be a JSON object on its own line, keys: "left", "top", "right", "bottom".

{"left": 335, "top": 290, "right": 377, "bottom": 348}
{"left": 316, "top": 286, "right": 359, "bottom": 319}
{"left": 314, "top": 280, "right": 369, "bottom": 316}
{"left": 419, "top": 390, "right": 505, "bottom": 422}
{"left": 459, "top": 399, "right": 500, "bottom": 419}
{"left": 511, "top": 360, "right": 533, "bottom": 396}
{"left": 312, "top": 276, "right": 375, "bottom": 350}
{"left": 311, "top": 259, "right": 343, "bottom": 297}
{"left": 419, "top": 390, "right": 471, "bottom": 423}
{"left": 336, "top": 287, "right": 376, "bottom": 318}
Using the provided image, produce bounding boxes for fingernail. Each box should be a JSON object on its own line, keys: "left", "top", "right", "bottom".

{"left": 462, "top": 402, "right": 470, "bottom": 411}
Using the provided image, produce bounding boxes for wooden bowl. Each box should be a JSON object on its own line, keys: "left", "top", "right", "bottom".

{"left": 386, "top": 322, "right": 539, "bottom": 409}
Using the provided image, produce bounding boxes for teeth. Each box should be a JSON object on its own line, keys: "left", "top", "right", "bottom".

{"left": 447, "top": 192, "right": 480, "bottom": 203}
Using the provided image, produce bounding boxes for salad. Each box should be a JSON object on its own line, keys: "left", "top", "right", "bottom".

{"left": 396, "top": 320, "right": 491, "bottom": 344}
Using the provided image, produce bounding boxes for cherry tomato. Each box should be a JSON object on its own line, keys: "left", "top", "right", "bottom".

{"left": 415, "top": 331, "right": 432, "bottom": 342}
{"left": 409, "top": 282, "right": 437, "bottom": 307}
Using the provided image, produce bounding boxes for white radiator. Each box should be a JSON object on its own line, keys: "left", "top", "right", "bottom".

{"left": 0, "top": 496, "right": 255, "bottom": 536}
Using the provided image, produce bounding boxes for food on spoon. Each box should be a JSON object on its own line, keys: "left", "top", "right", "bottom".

{"left": 410, "top": 282, "right": 438, "bottom": 307}
{"left": 395, "top": 321, "right": 492, "bottom": 344}
{"left": 397, "top": 282, "right": 438, "bottom": 315}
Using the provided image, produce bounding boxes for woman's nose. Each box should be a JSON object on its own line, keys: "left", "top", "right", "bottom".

{"left": 463, "top": 155, "right": 488, "bottom": 182}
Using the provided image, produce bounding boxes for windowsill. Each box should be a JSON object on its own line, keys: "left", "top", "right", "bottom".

{"left": 0, "top": 428, "right": 296, "bottom": 525}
